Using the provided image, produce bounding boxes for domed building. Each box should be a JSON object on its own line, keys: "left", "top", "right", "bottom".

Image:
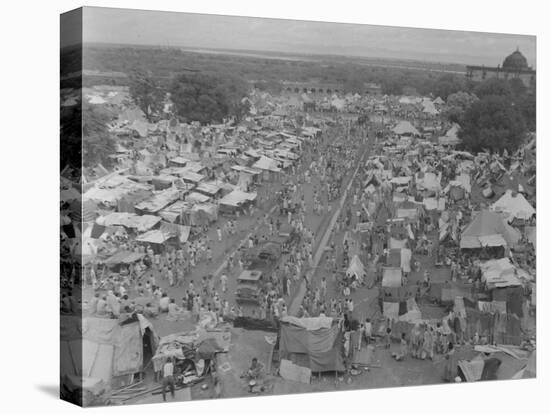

{"left": 466, "top": 48, "right": 535, "bottom": 89}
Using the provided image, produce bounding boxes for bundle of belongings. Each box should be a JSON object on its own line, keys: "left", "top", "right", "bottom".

{"left": 152, "top": 327, "right": 231, "bottom": 387}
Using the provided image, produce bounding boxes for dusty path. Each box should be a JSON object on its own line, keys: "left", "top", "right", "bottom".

{"left": 289, "top": 131, "right": 373, "bottom": 315}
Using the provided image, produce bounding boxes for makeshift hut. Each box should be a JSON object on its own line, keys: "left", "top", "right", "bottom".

{"left": 460, "top": 210, "right": 521, "bottom": 250}
{"left": 277, "top": 316, "right": 345, "bottom": 373}
{"left": 392, "top": 121, "right": 420, "bottom": 136}
{"left": 346, "top": 255, "right": 366, "bottom": 284}
{"left": 218, "top": 190, "right": 257, "bottom": 215}
{"left": 60, "top": 314, "right": 158, "bottom": 389}
{"left": 491, "top": 190, "right": 535, "bottom": 223}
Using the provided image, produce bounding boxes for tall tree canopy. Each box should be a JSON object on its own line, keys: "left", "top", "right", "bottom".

{"left": 444, "top": 91, "right": 479, "bottom": 124}
{"left": 128, "top": 72, "right": 165, "bottom": 121}
{"left": 82, "top": 103, "right": 116, "bottom": 168}
{"left": 254, "top": 80, "right": 283, "bottom": 95}
{"left": 432, "top": 74, "right": 465, "bottom": 100}
{"left": 61, "top": 102, "right": 116, "bottom": 169}
{"left": 459, "top": 95, "right": 526, "bottom": 154}
{"left": 474, "top": 78, "right": 513, "bottom": 99}
{"left": 517, "top": 92, "right": 536, "bottom": 132}
{"left": 60, "top": 103, "right": 82, "bottom": 170}
{"left": 170, "top": 72, "right": 249, "bottom": 124}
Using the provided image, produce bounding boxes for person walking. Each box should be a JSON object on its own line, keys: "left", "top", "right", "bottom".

{"left": 220, "top": 273, "right": 228, "bottom": 294}
{"left": 161, "top": 358, "right": 176, "bottom": 402}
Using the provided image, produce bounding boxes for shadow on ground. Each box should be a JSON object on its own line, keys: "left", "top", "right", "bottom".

{"left": 36, "top": 384, "right": 59, "bottom": 399}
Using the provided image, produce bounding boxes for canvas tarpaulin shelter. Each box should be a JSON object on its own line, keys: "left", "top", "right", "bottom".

{"left": 97, "top": 213, "right": 161, "bottom": 232}
{"left": 383, "top": 297, "right": 421, "bottom": 322}
{"left": 191, "top": 203, "right": 218, "bottom": 225}
{"left": 491, "top": 190, "right": 535, "bottom": 222}
{"left": 103, "top": 250, "right": 145, "bottom": 266}
{"left": 479, "top": 258, "right": 523, "bottom": 289}
{"left": 388, "top": 238, "right": 406, "bottom": 249}
{"left": 460, "top": 210, "right": 521, "bottom": 249}
{"left": 219, "top": 190, "right": 257, "bottom": 207}
{"left": 392, "top": 121, "right": 419, "bottom": 136}
{"left": 135, "top": 222, "right": 190, "bottom": 244}
{"left": 416, "top": 171, "right": 441, "bottom": 192}
{"left": 158, "top": 200, "right": 190, "bottom": 223}
{"left": 438, "top": 124, "right": 461, "bottom": 146}
{"left": 346, "top": 255, "right": 366, "bottom": 283}
{"left": 186, "top": 192, "right": 210, "bottom": 204}
{"left": 525, "top": 226, "right": 536, "bottom": 248}
{"left": 253, "top": 156, "right": 281, "bottom": 172}
{"left": 382, "top": 267, "right": 402, "bottom": 288}
{"left": 278, "top": 319, "right": 344, "bottom": 373}
{"left": 134, "top": 188, "right": 180, "bottom": 214}
{"left": 280, "top": 316, "right": 333, "bottom": 331}
{"left": 511, "top": 350, "right": 536, "bottom": 379}
{"left": 422, "top": 100, "right": 439, "bottom": 115}
{"left": 60, "top": 315, "right": 157, "bottom": 385}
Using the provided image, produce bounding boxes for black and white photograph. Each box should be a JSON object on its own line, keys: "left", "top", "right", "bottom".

{"left": 57, "top": 5, "right": 540, "bottom": 407}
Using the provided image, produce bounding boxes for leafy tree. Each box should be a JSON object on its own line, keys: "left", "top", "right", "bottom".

{"left": 459, "top": 95, "right": 526, "bottom": 154}
{"left": 509, "top": 77, "right": 527, "bottom": 98}
{"left": 432, "top": 74, "right": 464, "bottom": 100}
{"left": 381, "top": 78, "right": 404, "bottom": 96}
{"left": 474, "top": 78, "right": 512, "bottom": 99}
{"left": 82, "top": 103, "right": 116, "bottom": 168}
{"left": 61, "top": 101, "right": 115, "bottom": 169}
{"left": 170, "top": 72, "right": 249, "bottom": 124}
{"left": 254, "top": 80, "right": 283, "bottom": 94}
{"left": 444, "top": 91, "right": 479, "bottom": 123}
{"left": 517, "top": 92, "right": 536, "bottom": 131}
{"left": 402, "top": 86, "right": 419, "bottom": 96}
{"left": 60, "top": 103, "right": 82, "bottom": 170}
{"left": 128, "top": 72, "right": 164, "bottom": 121}
{"left": 343, "top": 75, "right": 365, "bottom": 93}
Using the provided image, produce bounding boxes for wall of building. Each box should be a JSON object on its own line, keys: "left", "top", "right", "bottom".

{"left": 466, "top": 68, "right": 535, "bottom": 89}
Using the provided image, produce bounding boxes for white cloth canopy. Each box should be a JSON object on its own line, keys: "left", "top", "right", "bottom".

{"left": 491, "top": 190, "right": 535, "bottom": 221}
{"left": 346, "top": 255, "right": 365, "bottom": 283}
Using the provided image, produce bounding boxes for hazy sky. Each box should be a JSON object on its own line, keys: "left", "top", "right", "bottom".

{"left": 73, "top": 6, "right": 536, "bottom": 67}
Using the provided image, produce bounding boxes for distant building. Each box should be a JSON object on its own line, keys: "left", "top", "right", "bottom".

{"left": 466, "top": 49, "right": 535, "bottom": 89}
{"left": 363, "top": 82, "right": 382, "bottom": 95}
{"left": 280, "top": 80, "right": 382, "bottom": 95}
{"left": 281, "top": 81, "right": 344, "bottom": 95}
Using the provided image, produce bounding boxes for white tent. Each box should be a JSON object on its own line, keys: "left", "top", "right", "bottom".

{"left": 480, "top": 258, "right": 523, "bottom": 289}
{"left": 460, "top": 210, "right": 521, "bottom": 249}
{"left": 253, "top": 156, "right": 281, "bottom": 172}
{"left": 219, "top": 190, "right": 257, "bottom": 207}
{"left": 491, "top": 189, "right": 535, "bottom": 221}
{"left": 438, "top": 123, "right": 461, "bottom": 146}
{"left": 331, "top": 98, "right": 346, "bottom": 111}
{"left": 97, "top": 213, "right": 161, "bottom": 232}
{"left": 346, "top": 255, "right": 365, "bottom": 283}
{"left": 382, "top": 267, "right": 402, "bottom": 288}
{"left": 422, "top": 100, "right": 439, "bottom": 115}
{"left": 392, "top": 121, "right": 419, "bottom": 136}
{"left": 416, "top": 171, "right": 441, "bottom": 191}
